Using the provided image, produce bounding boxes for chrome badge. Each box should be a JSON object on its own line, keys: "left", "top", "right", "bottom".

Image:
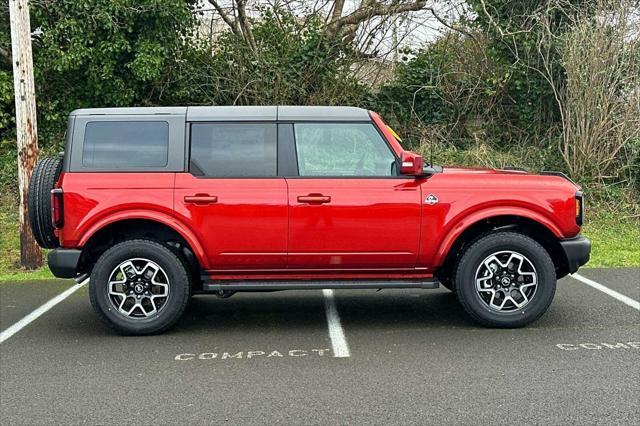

{"left": 425, "top": 194, "right": 439, "bottom": 205}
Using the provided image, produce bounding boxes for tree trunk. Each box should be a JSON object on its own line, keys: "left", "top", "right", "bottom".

{"left": 9, "top": 0, "right": 42, "bottom": 269}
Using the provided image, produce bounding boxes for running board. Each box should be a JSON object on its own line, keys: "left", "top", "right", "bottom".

{"left": 201, "top": 279, "right": 439, "bottom": 292}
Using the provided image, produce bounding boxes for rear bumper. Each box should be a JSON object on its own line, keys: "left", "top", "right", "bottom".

{"left": 47, "top": 248, "right": 81, "bottom": 278}
{"left": 560, "top": 235, "right": 591, "bottom": 274}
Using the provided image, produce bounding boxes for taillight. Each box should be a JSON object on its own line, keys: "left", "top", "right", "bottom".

{"left": 575, "top": 190, "right": 584, "bottom": 226}
{"left": 51, "top": 188, "right": 64, "bottom": 228}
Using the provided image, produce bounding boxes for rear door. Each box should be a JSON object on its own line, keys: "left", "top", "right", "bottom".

{"left": 174, "top": 122, "right": 288, "bottom": 271}
{"left": 284, "top": 122, "right": 422, "bottom": 270}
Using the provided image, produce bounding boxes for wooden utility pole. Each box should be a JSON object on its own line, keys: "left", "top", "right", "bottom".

{"left": 9, "top": 0, "right": 42, "bottom": 269}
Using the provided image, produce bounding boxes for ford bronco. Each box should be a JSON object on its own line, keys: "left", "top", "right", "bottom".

{"left": 28, "top": 106, "right": 590, "bottom": 334}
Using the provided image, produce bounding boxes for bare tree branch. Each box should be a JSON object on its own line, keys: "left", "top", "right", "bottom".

{"left": 206, "top": 0, "right": 242, "bottom": 38}
{"left": 330, "top": 0, "right": 347, "bottom": 22}
{"left": 425, "top": 7, "right": 478, "bottom": 42}
{"left": 326, "top": 0, "right": 427, "bottom": 40}
{"left": 236, "top": 0, "right": 257, "bottom": 51}
{"left": 205, "top": 0, "right": 257, "bottom": 52}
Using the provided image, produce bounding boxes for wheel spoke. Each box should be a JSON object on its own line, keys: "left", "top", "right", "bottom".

{"left": 108, "top": 282, "right": 125, "bottom": 296}
{"left": 514, "top": 288, "right": 529, "bottom": 306}
{"left": 140, "top": 261, "right": 159, "bottom": 281}
{"left": 149, "top": 296, "right": 159, "bottom": 313}
{"left": 120, "top": 261, "right": 137, "bottom": 279}
{"left": 520, "top": 281, "right": 536, "bottom": 290}
{"left": 126, "top": 302, "right": 139, "bottom": 316}
{"left": 519, "top": 271, "right": 537, "bottom": 283}
{"left": 118, "top": 295, "right": 128, "bottom": 311}
{"left": 482, "top": 255, "right": 500, "bottom": 273}
{"left": 139, "top": 298, "right": 157, "bottom": 317}
{"left": 505, "top": 253, "right": 524, "bottom": 271}
{"left": 151, "top": 281, "right": 169, "bottom": 297}
{"left": 498, "top": 295, "right": 509, "bottom": 309}
{"left": 489, "top": 291, "right": 497, "bottom": 307}
{"left": 149, "top": 261, "right": 169, "bottom": 297}
{"left": 477, "top": 275, "right": 494, "bottom": 291}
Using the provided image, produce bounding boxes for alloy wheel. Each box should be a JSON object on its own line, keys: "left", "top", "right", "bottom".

{"left": 474, "top": 250, "right": 538, "bottom": 312}
{"left": 107, "top": 258, "right": 170, "bottom": 319}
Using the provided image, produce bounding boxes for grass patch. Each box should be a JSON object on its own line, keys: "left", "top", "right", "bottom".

{"left": 0, "top": 193, "right": 53, "bottom": 281}
{"left": 582, "top": 212, "right": 640, "bottom": 267}
{"left": 0, "top": 267, "right": 53, "bottom": 282}
{"left": 0, "top": 183, "right": 638, "bottom": 282}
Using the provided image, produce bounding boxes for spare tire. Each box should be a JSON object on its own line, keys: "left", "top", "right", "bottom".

{"left": 28, "top": 155, "right": 63, "bottom": 249}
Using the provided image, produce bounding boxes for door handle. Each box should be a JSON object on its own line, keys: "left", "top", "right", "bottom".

{"left": 184, "top": 194, "right": 218, "bottom": 205}
{"left": 297, "top": 194, "right": 331, "bottom": 204}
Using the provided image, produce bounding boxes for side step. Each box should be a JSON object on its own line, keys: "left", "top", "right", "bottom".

{"left": 201, "top": 279, "right": 439, "bottom": 292}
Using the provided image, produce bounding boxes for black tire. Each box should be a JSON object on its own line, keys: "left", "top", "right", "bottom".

{"left": 89, "top": 239, "right": 191, "bottom": 335}
{"left": 28, "top": 155, "right": 63, "bottom": 248}
{"left": 455, "top": 232, "right": 556, "bottom": 328}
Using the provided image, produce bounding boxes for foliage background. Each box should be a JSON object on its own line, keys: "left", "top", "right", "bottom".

{"left": 0, "top": 0, "right": 638, "bottom": 275}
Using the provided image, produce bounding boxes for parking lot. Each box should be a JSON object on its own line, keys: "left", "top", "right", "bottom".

{"left": 1, "top": 268, "right": 638, "bottom": 424}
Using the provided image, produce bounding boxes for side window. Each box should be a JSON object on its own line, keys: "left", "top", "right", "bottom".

{"left": 190, "top": 123, "right": 277, "bottom": 177}
{"left": 293, "top": 123, "right": 396, "bottom": 176}
{"left": 82, "top": 121, "right": 169, "bottom": 168}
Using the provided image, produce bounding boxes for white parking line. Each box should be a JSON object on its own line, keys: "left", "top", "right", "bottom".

{"left": 322, "top": 289, "right": 351, "bottom": 358}
{"left": 0, "top": 278, "right": 89, "bottom": 344}
{"left": 570, "top": 273, "right": 640, "bottom": 311}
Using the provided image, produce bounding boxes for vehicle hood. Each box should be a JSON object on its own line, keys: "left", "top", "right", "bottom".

{"left": 442, "top": 166, "right": 528, "bottom": 175}
{"left": 439, "top": 166, "right": 580, "bottom": 189}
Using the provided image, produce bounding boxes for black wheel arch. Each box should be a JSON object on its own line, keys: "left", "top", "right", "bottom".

{"left": 78, "top": 219, "right": 202, "bottom": 291}
{"left": 437, "top": 215, "right": 569, "bottom": 290}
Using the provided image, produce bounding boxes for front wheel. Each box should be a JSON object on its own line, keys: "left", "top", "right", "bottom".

{"left": 455, "top": 232, "right": 556, "bottom": 328}
{"left": 89, "top": 239, "right": 191, "bottom": 335}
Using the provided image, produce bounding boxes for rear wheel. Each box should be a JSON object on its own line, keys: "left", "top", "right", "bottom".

{"left": 28, "top": 155, "right": 63, "bottom": 248}
{"left": 455, "top": 232, "right": 556, "bottom": 328}
{"left": 89, "top": 239, "right": 191, "bottom": 335}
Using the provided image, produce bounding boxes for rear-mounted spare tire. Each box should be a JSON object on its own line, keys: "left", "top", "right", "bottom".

{"left": 28, "top": 155, "right": 63, "bottom": 249}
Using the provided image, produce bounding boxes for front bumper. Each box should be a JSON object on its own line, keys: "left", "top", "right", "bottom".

{"left": 560, "top": 235, "right": 591, "bottom": 274}
{"left": 48, "top": 248, "right": 81, "bottom": 278}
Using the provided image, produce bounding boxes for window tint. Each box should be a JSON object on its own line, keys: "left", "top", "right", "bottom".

{"left": 190, "top": 123, "right": 277, "bottom": 177}
{"left": 294, "top": 123, "right": 396, "bottom": 176}
{"left": 82, "top": 121, "right": 169, "bottom": 168}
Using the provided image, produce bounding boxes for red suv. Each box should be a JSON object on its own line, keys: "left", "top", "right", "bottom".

{"left": 28, "top": 106, "right": 590, "bottom": 334}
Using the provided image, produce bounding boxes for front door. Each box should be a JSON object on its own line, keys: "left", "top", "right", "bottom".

{"left": 285, "top": 122, "right": 422, "bottom": 270}
{"left": 174, "top": 122, "right": 287, "bottom": 271}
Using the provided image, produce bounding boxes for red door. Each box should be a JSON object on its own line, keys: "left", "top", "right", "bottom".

{"left": 174, "top": 174, "right": 288, "bottom": 270}
{"left": 287, "top": 178, "right": 422, "bottom": 269}
{"left": 174, "top": 122, "right": 287, "bottom": 271}
{"left": 286, "top": 121, "right": 422, "bottom": 270}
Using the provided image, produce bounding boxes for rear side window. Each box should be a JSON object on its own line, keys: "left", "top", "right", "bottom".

{"left": 190, "top": 123, "right": 277, "bottom": 177}
{"left": 82, "top": 121, "right": 169, "bottom": 168}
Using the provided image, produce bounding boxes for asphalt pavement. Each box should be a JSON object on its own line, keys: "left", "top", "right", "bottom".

{"left": 0, "top": 268, "right": 638, "bottom": 424}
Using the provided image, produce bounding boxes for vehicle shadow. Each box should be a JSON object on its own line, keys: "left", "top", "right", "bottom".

{"left": 328, "top": 291, "right": 477, "bottom": 329}
{"left": 173, "top": 289, "right": 477, "bottom": 334}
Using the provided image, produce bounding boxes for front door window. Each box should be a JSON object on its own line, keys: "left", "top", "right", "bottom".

{"left": 293, "top": 123, "right": 397, "bottom": 177}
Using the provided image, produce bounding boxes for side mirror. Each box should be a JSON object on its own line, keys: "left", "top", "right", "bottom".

{"left": 400, "top": 151, "right": 424, "bottom": 176}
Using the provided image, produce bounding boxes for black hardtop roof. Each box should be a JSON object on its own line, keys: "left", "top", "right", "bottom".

{"left": 69, "top": 106, "right": 371, "bottom": 122}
